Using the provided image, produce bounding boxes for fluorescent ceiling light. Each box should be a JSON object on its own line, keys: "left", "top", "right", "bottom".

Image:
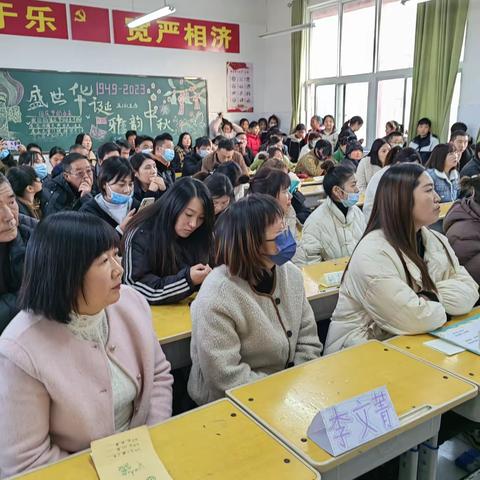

{"left": 259, "top": 22, "right": 315, "bottom": 39}
{"left": 127, "top": 5, "right": 176, "bottom": 28}
{"left": 400, "top": 0, "right": 430, "bottom": 5}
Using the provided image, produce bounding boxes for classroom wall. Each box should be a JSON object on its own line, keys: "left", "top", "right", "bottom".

{"left": 458, "top": 0, "right": 480, "bottom": 140}
{"left": 0, "top": 0, "right": 284, "bottom": 135}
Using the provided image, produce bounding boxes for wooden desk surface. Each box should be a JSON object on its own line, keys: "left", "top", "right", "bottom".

{"left": 151, "top": 297, "right": 192, "bottom": 345}
{"left": 16, "top": 400, "right": 319, "bottom": 480}
{"left": 386, "top": 307, "right": 480, "bottom": 385}
{"left": 302, "top": 257, "right": 349, "bottom": 300}
{"left": 300, "top": 176, "right": 324, "bottom": 186}
{"left": 299, "top": 184, "right": 325, "bottom": 197}
{"left": 439, "top": 201, "right": 453, "bottom": 220}
{"left": 226, "top": 340, "right": 477, "bottom": 471}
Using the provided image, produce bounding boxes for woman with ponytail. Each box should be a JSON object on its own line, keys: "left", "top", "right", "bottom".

{"left": 325, "top": 163, "right": 478, "bottom": 353}
{"left": 444, "top": 175, "right": 480, "bottom": 285}
{"left": 336, "top": 116, "right": 364, "bottom": 149}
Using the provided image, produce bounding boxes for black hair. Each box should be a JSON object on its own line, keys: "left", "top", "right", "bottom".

{"left": 249, "top": 121, "right": 259, "bottom": 129}
{"left": 268, "top": 114, "right": 280, "bottom": 127}
{"left": 115, "top": 139, "right": 131, "bottom": 150}
{"left": 450, "top": 130, "right": 469, "bottom": 142}
{"left": 26, "top": 143, "right": 42, "bottom": 152}
{"left": 19, "top": 212, "right": 119, "bottom": 324}
{"left": 123, "top": 177, "right": 214, "bottom": 276}
{"left": 323, "top": 165, "right": 355, "bottom": 198}
{"left": 204, "top": 172, "right": 233, "bottom": 200}
{"left": 339, "top": 135, "right": 355, "bottom": 147}
{"left": 97, "top": 142, "right": 121, "bottom": 161}
{"left": 0, "top": 172, "right": 10, "bottom": 186}
{"left": 62, "top": 153, "right": 89, "bottom": 172}
{"left": 194, "top": 136, "right": 211, "bottom": 150}
{"left": 69, "top": 143, "right": 86, "bottom": 153}
{"left": 6, "top": 165, "right": 38, "bottom": 196}
{"left": 258, "top": 118, "right": 268, "bottom": 129}
{"left": 386, "top": 131, "right": 404, "bottom": 142}
{"left": 322, "top": 115, "right": 336, "bottom": 132}
{"left": 315, "top": 139, "right": 332, "bottom": 157}
{"left": 125, "top": 130, "right": 137, "bottom": 139}
{"left": 369, "top": 138, "right": 389, "bottom": 167}
{"left": 267, "top": 135, "right": 282, "bottom": 146}
{"left": 311, "top": 115, "right": 322, "bottom": 124}
{"left": 154, "top": 133, "right": 174, "bottom": 151}
{"left": 392, "top": 147, "right": 421, "bottom": 165}
{"left": 134, "top": 135, "right": 154, "bottom": 148}
{"left": 18, "top": 151, "right": 42, "bottom": 167}
{"left": 239, "top": 118, "right": 249, "bottom": 127}
{"left": 217, "top": 139, "right": 234, "bottom": 151}
{"left": 341, "top": 116, "right": 363, "bottom": 131}
{"left": 248, "top": 167, "right": 290, "bottom": 198}
{"left": 417, "top": 117, "right": 432, "bottom": 128}
{"left": 214, "top": 161, "right": 248, "bottom": 187}
{"left": 451, "top": 122, "right": 467, "bottom": 133}
{"left": 213, "top": 135, "right": 226, "bottom": 145}
{"left": 425, "top": 143, "right": 456, "bottom": 171}
{"left": 49, "top": 146, "right": 66, "bottom": 158}
{"left": 294, "top": 123, "right": 306, "bottom": 132}
{"left": 129, "top": 152, "right": 154, "bottom": 172}
{"left": 236, "top": 131, "right": 247, "bottom": 138}
{"left": 74, "top": 133, "right": 91, "bottom": 148}
{"left": 177, "top": 132, "right": 192, "bottom": 149}
{"left": 97, "top": 157, "right": 134, "bottom": 195}
{"left": 267, "top": 146, "right": 283, "bottom": 158}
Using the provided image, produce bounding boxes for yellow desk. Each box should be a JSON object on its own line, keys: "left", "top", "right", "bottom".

{"left": 302, "top": 257, "right": 349, "bottom": 301}
{"left": 386, "top": 307, "right": 480, "bottom": 421}
{"left": 300, "top": 176, "right": 324, "bottom": 186}
{"left": 299, "top": 184, "right": 325, "bottom": 209}
{"left": 15, "top": 400, "right": 319, "bottom": 480}
{"left": 151, "top": 298, "right": 192, "bottom": 370}
{"left": 227, "top": 340, "right": 477, "bottom": 479}
{"left": 438, "top": 201, "right": 453, "bottom": 220}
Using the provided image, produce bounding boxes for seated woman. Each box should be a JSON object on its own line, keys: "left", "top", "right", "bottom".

{"left": 356, "top": 138, "right": 391, "bottom": 192}
{"left": 130, "top": 152, "right": 166, "bottom": 203}
{"left": 204, "top": 173, "right": 234, "bottom": 220}
{"left": 249, "top": 167, "right": 297, "bottom": 239}
{"left": 173, "top": 132, "right": 192, "bottom": 172}
{"left": 295, "top": 165, "right": 365, "bottom": 265}
{"left": 214, "top": 160, "right": 249, "bottom": 200}
{"left": 188, "top": 194, "right": 322, "bottom": 405}
{"left": 18, "top": 150, "right": 49, "bottom": 184}
{"left": 122, "top": 177, "right": 214, "bottom": 305}
{"left": 80, "top": 157, "right": 138, "bottom": 235}
{"left": 325, "top": 163, "right": 478, "bottom": 354}
{"left": 295, "top": 139, "right": 333, "bottom": 177}
{"left": 426, "top": 144, "right": 460, "bottom": 202}
{"left": 444, "top": 175, "right": 480, "bottom": 285}
{"left": 0, "top": 212, "right": 172, "bottom": 477}
{"left": 340, "top": 141, "right": 364, "bottom": 172}
{"left": 7, "top": 166, "right": 43, "bottom": 219}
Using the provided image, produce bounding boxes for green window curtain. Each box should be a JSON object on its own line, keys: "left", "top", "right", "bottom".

{"left": 408, "top": 0, "right": 469, "bottom": 142}
{"left": 291, "top": 0, "right": 306, "bottom": 132}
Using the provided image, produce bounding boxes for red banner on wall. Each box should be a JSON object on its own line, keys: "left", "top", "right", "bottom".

{"left": 0, "top": 0, "right": 67, "bottom": 39}
{"left": 112, "top": 10, "right": 240, "bottom": 53}
{"left": 70, "top": 4, "right": 110, "bottom": 43}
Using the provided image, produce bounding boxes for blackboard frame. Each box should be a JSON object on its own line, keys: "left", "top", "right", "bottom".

{"left": 0, "top": 67, "right": 210, "bottom": 152}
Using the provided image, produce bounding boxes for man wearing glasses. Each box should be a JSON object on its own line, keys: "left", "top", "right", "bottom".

{"left": 42, "top": 153, "right": 94, "bottom": 216}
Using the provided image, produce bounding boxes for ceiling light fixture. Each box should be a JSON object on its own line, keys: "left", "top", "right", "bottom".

{"left": 127, "top": 3, "right": 176, "bottom": 29}
{"left": 259, "top": 22, "right": 315, "bottom": 39}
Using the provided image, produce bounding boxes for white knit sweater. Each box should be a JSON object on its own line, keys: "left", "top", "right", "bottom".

{"left": 187, "top": 263, "right": 323, "bottom": 405}
{"left": 68, "top": 310, "right": 136, "bottom": 432}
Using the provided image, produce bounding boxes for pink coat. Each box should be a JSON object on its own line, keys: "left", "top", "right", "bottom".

{"left": 0, "top": 286, "right": 173, "bottom": 478}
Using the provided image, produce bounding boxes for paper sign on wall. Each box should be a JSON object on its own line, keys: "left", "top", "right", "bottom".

{"left": 307, "top": 386, "right": 399, "bottom": 456}
{"left": 91, "top": 425, "right": 172, "bottom": 480}
{"left": 226, "top": 62, "right": 253, "bottom": 112}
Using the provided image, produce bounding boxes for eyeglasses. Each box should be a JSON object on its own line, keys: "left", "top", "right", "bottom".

{"left": 67, "top": 168, "right": 93, "bottom": 178}
{"left": 265, "top": 222, "right": 288, "bottom": 242}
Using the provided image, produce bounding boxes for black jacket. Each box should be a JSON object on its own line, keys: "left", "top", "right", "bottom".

{"left": 79, "top": 196, "right": 140, "bottom": 232}
{"left": 41, "top": 175, "right": 92, "bottom": 217}
{"left": 0, "top": 214, "right": 37, "bottom": 333}
{"left": 182, "top": 152, "right": 203, "bottom": 177}
{"left": 291, "top": 190, "right": 311, "bottom": 224}
{"left": 460, "top": 155, "right": 480, "bottom": 178}
{"left": 132, "top": 178, "right": 164, "bottom": 203}
{"left": 156, "top": 160, "right": 176, "bottom": 188}
{"left": 122, "top": 225, "right": 202, "bottom": 305}
{"left": 340, "top": 156, "right": 359, "bottom": 173}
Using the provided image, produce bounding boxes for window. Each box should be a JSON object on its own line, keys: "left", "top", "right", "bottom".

{"left": 449, "top": 73, "right": 462, "bottom": 132}
{"left": 378, "top": 0, "right": 416, "bottom": 71}
{"left": 315, "top": 84, "right": 336, "bottom": 118}
{"left": 376, "top": 78, "right": 408, "bottom": 138}
{"left": 344, "top": 82, "right": 368, "bottom": 142}
{"left": 310, "top": 6, "right": 339, "bottom": 79}
{"left": 340, "top": 0, "right": 376, "bottom": 76}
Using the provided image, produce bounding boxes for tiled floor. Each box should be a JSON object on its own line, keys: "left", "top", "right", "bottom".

{"left": 439, "top": 438, "right": 480, "bottom": 480}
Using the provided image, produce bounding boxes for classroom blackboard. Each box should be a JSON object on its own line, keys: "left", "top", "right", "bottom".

{"left": 0, "top": 69, "right": 208, "bottom": 151}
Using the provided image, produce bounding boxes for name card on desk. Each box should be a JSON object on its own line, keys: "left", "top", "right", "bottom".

{"left": 307, "top": 386, "right": 399, "bottom": 456}
{"left": 91, "top": 426, "right": 172, "bottom": 480}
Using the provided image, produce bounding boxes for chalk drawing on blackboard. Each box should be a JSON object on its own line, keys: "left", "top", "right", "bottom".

{"left": 0, "top": 72, "right": 24, "bottom": 138}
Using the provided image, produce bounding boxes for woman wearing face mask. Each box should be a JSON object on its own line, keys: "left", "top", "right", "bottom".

{"left": 7, "top": 166, "right": 43, "bottom": 220}
{"left": 187, "top": 194, "right": 322, "bottom": 405}
{"left": 80, "top": 157, "right": 138, "bottom": 236}
{"left": 122, "top": 177, "right": 214, "bottom": 305}
{"left": 426, "top": 144, "right": 460, "bottom": 203}
{"left": 18, "top": 150, "right": 50, "bottom": 184}
{"left": 182, "top": 137, "right": 212, "bottom": 177}
{"left": 356, "top": 139, "right": 391, "bottom": 193}
{"left": 295, "top": 139, "right": 334, "bottom": 177}
{"left": 325, "top": 163, "right": 478, "bottom": 354}
{"left": 295, "top": 165, "right": 366, "bottom": 265}
{"left": 130, "top": 153, "right": 166, "bottom": 203}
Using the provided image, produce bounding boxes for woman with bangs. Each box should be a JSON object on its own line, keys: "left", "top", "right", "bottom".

{"left": 0, "top": 212, "right": 172, "bottom": 477}
{"left": 188, "top": 194, "right": 322, "bottom": 405}
{"left": 325, "top": 163, "right": 478, "bottom": 354}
